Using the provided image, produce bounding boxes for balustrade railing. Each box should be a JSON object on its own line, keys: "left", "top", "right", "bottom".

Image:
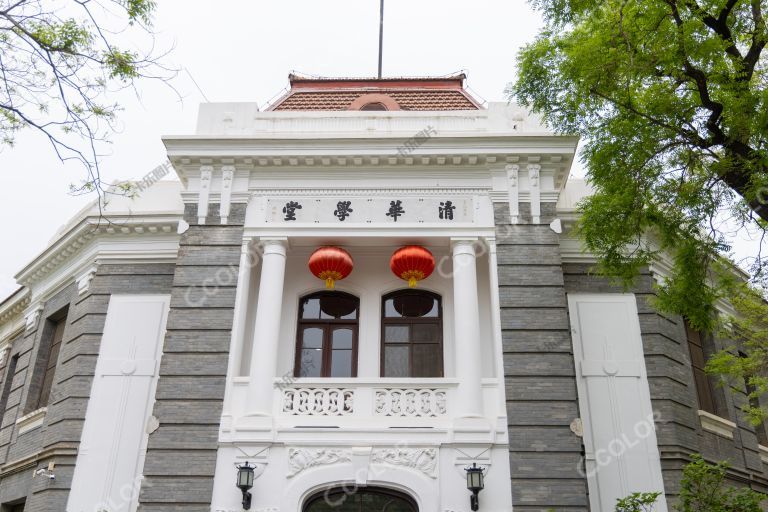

{"left": 282, "top": 387, "right": 355, "bottom": 416}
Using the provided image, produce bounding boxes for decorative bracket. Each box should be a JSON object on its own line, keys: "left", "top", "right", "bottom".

{"left": 198, "top": 165, "right": 213, "bottom": 225}
{"left": 76, "top": 265, "right": 98, "bottom": 295}
{"left": 528, "top": 164, "right": 541, "bottom": 224}
{"left": 220, "top": 166, "right": 235, "bottom": 225}
{"left": 24, "top": 303, "right": 44, "bottom": 332}
{"left": 505, "top": 164, "right": 519, "bottom": 224}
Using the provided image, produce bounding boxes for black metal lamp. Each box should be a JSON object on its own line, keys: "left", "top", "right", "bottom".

{"left": 236, "top": 461, "right": 255, "bottom": 510}
{"left": 465, "top": 463, "right": 485, "bottom": 511}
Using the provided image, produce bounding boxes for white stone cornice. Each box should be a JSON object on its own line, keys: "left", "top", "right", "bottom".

{"left": 14, "top": 214, "right": 180, "bottom": 305}
{"left": 0, "top": 289, "right": 30, "bottom": 328}
{"left": 15, "top": 214, "right": 180, "bottom": 288}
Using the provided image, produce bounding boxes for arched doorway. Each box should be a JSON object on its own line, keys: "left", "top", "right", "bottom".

{"left": 303, "top": 486, "right": 417, "bottom": 512}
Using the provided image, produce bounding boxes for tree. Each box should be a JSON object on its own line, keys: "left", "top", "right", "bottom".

{"left": 675, "top": 455, "right": 763, "bottom": 511}
{"left": 706, "top": 282, "right": 768, "bottom": 423}
{"left": 511, "top": 0, "right": 768, "bottom": 330}
{"left": 0, "top": 0, "right": 173, "bottom": 195}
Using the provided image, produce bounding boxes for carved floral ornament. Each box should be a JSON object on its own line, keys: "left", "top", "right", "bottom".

{"left": 287, "top": 447, "right": 438, "bottom": 479}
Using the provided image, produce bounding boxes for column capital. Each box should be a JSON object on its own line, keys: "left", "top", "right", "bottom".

{"left": 450, "top": 238, "right": 478, "bottom": 255}
{"left": 258, "top": 237, "right": 287, "bottom": 254}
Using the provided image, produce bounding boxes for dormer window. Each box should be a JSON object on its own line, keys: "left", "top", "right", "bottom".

{"left": 348, "top": 93, "right": 401, "bottom": 111}
{"left": 360, "top": 102, "right": 388, "bottom": 111}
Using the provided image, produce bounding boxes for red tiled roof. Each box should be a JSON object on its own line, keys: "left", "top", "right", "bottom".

{"left": 268, "top": 74, "right": 482, "bottom": 111}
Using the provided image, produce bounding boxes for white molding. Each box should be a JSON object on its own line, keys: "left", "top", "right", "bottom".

{"left": 287, "top": 448, "right": 351, "bottom": 478}
{"left": 16, "top": 408, "right": 46, "bottom": 434}
{"left": 698, "top": 410, "right": 737, "bottom": 439}
{"left": 371, "top": 448, "right": 438, "bottom": 478}
{"left": 250, "top": 186, "right": 489, "bottom": 197}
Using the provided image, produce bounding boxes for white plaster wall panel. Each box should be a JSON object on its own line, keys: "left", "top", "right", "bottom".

{"left": 568, "top": 293, "right": 667, "bottom": 511}
{"left": 67, "top": 294, "right": 170, "bottom": 512}
{"left": 476, "top": 252, "right": 496, "bottom": 379}
{"left": 210, "top": 444, "right": 513, "bottom": 512}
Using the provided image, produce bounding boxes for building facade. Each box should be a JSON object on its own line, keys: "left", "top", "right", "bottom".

{"left": 0, "top": 75, "right": 766, "bottom": 512}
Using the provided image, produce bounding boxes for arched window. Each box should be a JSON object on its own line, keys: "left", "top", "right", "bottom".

{"left": 303, "top": 486, "right": 417, "bottom": 512}
{"left": 295, "top": 292, "right": 359, "bottom": 378}
{"left": 381, "top": 290, "right": 443, "bottom": 378}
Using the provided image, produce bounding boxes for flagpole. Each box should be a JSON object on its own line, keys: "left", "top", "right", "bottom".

{"left": 377, "top": 0, "right": 384, "bottom": 78}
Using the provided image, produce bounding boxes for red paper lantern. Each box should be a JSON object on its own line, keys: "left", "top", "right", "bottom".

{"left": 390, "top": 246, "right": 435, "bottom": 288}
{"left": 308, "top": 247, "right": 354, "bottom": 289}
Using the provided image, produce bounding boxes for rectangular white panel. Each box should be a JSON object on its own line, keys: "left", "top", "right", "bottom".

{"left": 568, "top": 293, "right": 667, "bottom": 511}
{"left": 266, "top": 196, "right": 474, "bottom": 224}
{"left": 67, "top": 295, "right": 170, "bottom": 512}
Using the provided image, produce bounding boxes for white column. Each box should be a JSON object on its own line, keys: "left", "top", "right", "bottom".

{"left": 451, "top": 239, "right": 484, "bottom": 419}
{"left": 222, "top": 239, "right": 254, "bottom": 418}
{"left": 247, "top": 238, "right": 287, "bottom": 416}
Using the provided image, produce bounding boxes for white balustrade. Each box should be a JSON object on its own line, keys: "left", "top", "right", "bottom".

{"left": 282, "top": 388, "right": 355, "bottom": 416}
{"left": 374, "top": 388, "right": 447, "bottom": 417}
{"left": 275, "top": 379, "right": 458, "bottom": 424}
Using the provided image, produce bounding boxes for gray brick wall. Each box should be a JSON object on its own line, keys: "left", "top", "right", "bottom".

{"left": 0, "top": 264, "right": 175, "bottom": 510}
{"left": 562, "top": 263, "right": 768, "bottom": 505}
{"left": 495, "top": 202, "right": 589, "bottom": 511}
{"left": 139, "top": 203, "right": 245, "bottom": 512}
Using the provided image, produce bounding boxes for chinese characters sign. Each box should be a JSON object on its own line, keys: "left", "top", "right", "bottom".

{"left": 266, "top": 197, "right": 473, "bottom": 224}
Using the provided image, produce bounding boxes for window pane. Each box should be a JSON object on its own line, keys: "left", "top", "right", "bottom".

{"left": 299, "top": 349, "right": 322, "bottom": 377}
{"left": 320, "top": 295, "right": 357, "bottom": 319}
{"left": 384, "top": 345, "right": 409, "bottom": 377}
{"left": 384, "top": 299, "right": 402, "bottom": 318}
{"left": 693, "top": 368, "right": 715, "bottom": 413}
{"left": 307, "top": 493, "right": 357, "bottom": 512}
{"left": 301, "top": 327, "right": 323, "bottom": 348}
{"left": 412, "top": 344, "right": 442, "bottom": 377}
{"left": 301, "top": 298, "right": 321, "bottom": 319}
{"left": 331, "top": 350, "right": 353, "bottom": 377}
{"left": 332, "top": 328, "right": 353, "bottom": 349}
{"left": 384, "top": 325, "right": 409, "bottom": 343}
{"left": 411, "top": 324, "right": 439, "bottom": 342}
{"left": 389, "top": 294, "right": 437, "bottom": 318}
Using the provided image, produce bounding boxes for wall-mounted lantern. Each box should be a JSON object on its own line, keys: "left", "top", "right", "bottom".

{"left": 236, "top": 461, "right": 255, "bottom": 510}
{"left": 465, "top": 463, "right": 485, "bottom": 511}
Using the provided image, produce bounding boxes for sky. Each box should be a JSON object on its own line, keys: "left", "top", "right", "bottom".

{"left": 0, "top": 0, "right": 763, "bottom": 300}
{"left": 0, "top": 0, "right": 546, "bottom": 299}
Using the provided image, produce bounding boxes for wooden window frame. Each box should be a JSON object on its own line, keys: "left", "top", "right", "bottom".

{"left": 36, "top": 314, "right": 66, "bottom": 409}
{"left": 303, "top": 486, "right": 417, "bottom": 512}
{"left": 0, "top": 350, "right": 19, "bottom": 428}
{"left": 293, "top": 292, "right": 359, "bottom": 378}
{"left": 28, "top": 308, "right": 68, "bottom": 412}
{"left": 685, "top": 320, "right": 718, "bottom": 415}
{"left": 380, "top": 289, "right": 444, "bottom": 378}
